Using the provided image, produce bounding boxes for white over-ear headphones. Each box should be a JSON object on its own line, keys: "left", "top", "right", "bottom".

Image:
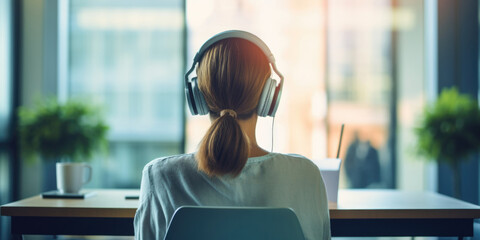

{"left": 184, "top": 30, "right": 284, "bottom": 117}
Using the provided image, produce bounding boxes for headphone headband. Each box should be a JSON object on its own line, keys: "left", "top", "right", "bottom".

{"left": 194, "top": 30, "right": 276, "bottom": 64}
{"left": 186, "top": 30, "right": 284, "bottom": 87}
{"left": 184, "top": 30, "right": 284, "bottom": 117}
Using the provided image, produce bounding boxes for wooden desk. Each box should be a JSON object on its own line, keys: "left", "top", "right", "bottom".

{"left": 0, "top": 189, "right": 139, "bottom": 237}
{"left": 2, "top": 189, "right": 480, "bottom": 238}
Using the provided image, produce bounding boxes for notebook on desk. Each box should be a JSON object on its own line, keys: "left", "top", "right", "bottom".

{"left": 42, "top": 190, "right": 96, "bottom": 199}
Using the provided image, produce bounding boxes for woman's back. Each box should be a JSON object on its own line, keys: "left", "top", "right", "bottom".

{"left": 134, "top": 152, "right": 331, "bottom": 240}
{"left": 134, "top": 31, "right": 331, "bottom": 240}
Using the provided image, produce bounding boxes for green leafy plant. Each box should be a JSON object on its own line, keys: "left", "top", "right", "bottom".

{"left": 415, "top": 87, "right": 480, "bottom": 198}
{"left": 18, "top": 99, "right": 109, "bottom": 163}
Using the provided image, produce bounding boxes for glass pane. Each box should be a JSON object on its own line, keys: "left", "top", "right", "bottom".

{"left": 69, "top": 0, "right": 184, "bottom": 188}
{"left": 0, "top": 150, "right": 10, "bottom": 201}
{"left": 0, "top": 149, "right": 11, "bottom": 240}
{"left": 327, "top": 0, "right": 394, "bottom": 189}
{"left": 185, "top": 0, "right": 328, "bottom": 159}
{"left": 0, "top": 1, "right": 12, "bottom": 238}
{"left": 0, "top": 0, "right": 11, "bottom": 141}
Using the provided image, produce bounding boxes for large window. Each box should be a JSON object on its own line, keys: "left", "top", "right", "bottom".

{"left": 68, "top": 0, "right": 184, "bottom": 188}
{"left": 64, "top": 0, "right": 427, "bottom": 191}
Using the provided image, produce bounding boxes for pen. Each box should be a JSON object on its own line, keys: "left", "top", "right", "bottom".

{"left": 125, "top": 195, "right": 139, "bottom": 200}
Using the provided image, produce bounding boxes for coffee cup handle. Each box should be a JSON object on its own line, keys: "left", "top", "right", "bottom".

{"left": 83, "top": 164, "right": 93, "bottom": 185}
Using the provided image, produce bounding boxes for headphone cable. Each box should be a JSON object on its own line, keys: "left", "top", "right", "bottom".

{"left": 271, "top": 116, "right": 275, "bottom": 153}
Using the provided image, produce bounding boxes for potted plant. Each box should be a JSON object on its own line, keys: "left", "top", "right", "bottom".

{"left": 415, "top": 87, "right": 480, "bottom": 198}
{"left": 18, "top": 99, "right": 109, "bottom": 190}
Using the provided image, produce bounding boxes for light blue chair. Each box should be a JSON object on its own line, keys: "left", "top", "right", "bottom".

{"left": 164, "top": 206, "right": 306, "bottom": 240}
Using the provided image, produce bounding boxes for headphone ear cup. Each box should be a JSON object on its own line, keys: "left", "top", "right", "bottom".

{"left": 186, "top": 77, "right": 209, "bottom": 115}
{"left": 267, "top": 82, "right": 282, "bottom": 117}
{"left": 257, "top": 78, "right": 276, "bottom": 117}
{"left": 185, "top": 79, "right": 198, "bottom": 115}
{"left": 191, "top": 77, "right": 210, "bottom": 115}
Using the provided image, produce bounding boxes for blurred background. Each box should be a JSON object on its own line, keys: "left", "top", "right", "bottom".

{"left": 0, "top": 0, "right": 479, "bottom": 239}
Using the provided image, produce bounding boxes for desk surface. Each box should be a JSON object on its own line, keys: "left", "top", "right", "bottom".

{"left": 2, "top": 189, "right": 480, "bottom": 219}
{"left": 0, "top": 189, "right": 139, "bottom": 218}
{"left": 332, "top": 189, "right": 480, "bottom": 219}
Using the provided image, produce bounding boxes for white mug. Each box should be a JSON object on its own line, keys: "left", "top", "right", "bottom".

{"left": 56, "top": 162, "right": 92, "bottom": 194}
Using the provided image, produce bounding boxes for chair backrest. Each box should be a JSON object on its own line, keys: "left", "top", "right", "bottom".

{"left": 164, "top": 206, "right": 306, "bottom": 240}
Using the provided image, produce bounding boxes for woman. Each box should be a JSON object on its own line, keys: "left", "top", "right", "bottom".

{"left": 134, "top": 30, "right": 331, "bottom": 240}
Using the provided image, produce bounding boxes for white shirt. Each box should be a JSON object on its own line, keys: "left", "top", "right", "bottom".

{"left": 134, "top": 152, "right": 331, "bottom": 240}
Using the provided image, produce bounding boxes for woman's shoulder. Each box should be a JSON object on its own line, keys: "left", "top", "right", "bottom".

{"left": 260, "top": 153, "right": 321, "bottom": 177}
{"left": 143, "top": 153, "right": 197, "bottom": 176}
{"left": 272, "top": 153, "right": 319, "bottom": 168}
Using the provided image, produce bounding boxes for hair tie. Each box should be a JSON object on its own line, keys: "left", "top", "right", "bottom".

{"left": 220, "top": 109, "right": 237, "bottom": 119}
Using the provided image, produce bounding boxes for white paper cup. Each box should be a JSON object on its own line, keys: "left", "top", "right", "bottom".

{"left": 56, "top": 162, "right": 92, "bottom": 194}
{"left": 313, "top": 158, "right": 341, "bottom": 203}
